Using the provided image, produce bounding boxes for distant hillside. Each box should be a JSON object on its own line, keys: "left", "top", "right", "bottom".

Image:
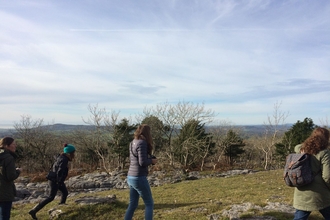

{"left": 0, "top": 123, "right": 291, "bottom": 139}
{"left": 206, "top": 124, "right": 291, "bottom": 138}
{"left": 44, "top": 123, "right": 95, "bottom": 131}
{"left": 0, "top": 128, "right": 16, "bottom": 137}
{"left": 0, "top": 124, "right": 94, "bottom": 137}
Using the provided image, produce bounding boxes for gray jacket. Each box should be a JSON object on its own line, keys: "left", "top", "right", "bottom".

{"left": 127, "top": 139, "right": 152, "bottom": 177}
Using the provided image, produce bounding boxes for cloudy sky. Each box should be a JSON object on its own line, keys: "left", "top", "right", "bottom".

{"left": 1, "top": 0, "right": 329, "bottom": 127}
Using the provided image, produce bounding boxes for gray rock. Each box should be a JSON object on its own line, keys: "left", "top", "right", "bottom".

{"left": 14, "top": 169, "right": 294, "bottom": 220}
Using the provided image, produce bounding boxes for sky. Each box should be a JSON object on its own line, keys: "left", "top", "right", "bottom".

{"left": 0, "top": 0, "right": 329, "bottom": 127}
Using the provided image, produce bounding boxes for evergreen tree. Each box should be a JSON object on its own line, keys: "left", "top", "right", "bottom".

{"left": 109, "top": 118, "right": 136, "bottom": 168}
{"left": 275, "top": 117, "right": 316, "bottom": 160}
{"left": 174, "top": 119, "right": 215, "bottom": 168}
{"left": 222, "top": 129, "right": 245, "bottom": 166}
{"left": 141, "top": 115, "right": 167, "bottom": 154}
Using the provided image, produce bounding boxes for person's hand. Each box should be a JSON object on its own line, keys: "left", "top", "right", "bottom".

{"left": 152, "top": 158, "right": 158, "bottom": 165}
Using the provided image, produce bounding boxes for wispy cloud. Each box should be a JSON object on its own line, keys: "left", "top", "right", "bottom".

{"left": 0, "top": 0, "right": 329, "bottom": 126}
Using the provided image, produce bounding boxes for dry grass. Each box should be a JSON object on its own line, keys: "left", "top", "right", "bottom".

{"left": 11, "top": 170, "right": 325, "bottom": 220}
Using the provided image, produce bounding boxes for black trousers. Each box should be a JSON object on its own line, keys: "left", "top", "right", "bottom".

{"left": 36, "top": 180, "right": 68, "bottom": 210}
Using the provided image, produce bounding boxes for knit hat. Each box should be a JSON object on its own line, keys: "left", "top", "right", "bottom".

{"left": 63, "top": 144, "right": 76, "bottom": 154}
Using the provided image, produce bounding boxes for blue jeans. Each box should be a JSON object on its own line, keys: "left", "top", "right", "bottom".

{"left": 124, "top": 176, "right": 154, "bottom": 220}
{"left": 294, "top": 206, "right": 330, "bottom": 220}
{"left": 0, "top": 201, "right": 12, "bottom": 220}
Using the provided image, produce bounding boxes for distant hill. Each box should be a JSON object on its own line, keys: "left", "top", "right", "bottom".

{"left": 0, "top": 123, "right": 291, "bottom": 139}
{"left": 206, "top": 124, "right": 291, "bottom": 138}
{"left": 0, "top": 124, "right": 94, "bottom": 138}
{"left": 44, "top": 123, "right": 95, "bottom": 131}
{"left": 0, "top": 128, "right": 16, "bottom": 137}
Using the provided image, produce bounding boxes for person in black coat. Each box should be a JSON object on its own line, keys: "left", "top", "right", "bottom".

{"left": 0, "top": 137, "right": 22, "bottom": 220}
{"left": 28, "top": 144, "right": 76, "bottom": 220}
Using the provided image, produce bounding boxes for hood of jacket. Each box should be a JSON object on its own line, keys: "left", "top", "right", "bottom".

{"left": 0, "top": 149, "right": 17, "bottom": 160}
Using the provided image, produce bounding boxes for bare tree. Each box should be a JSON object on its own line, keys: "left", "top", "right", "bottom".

{"left": 320, "top": 116, "right": 329, "bottom": 128}
{"left": 139, "top": 101, "right": 215, "bottom": 167}
{"left": 72, "top": 104, "right": 121, "bottom": 173}
{"left": 257, "top": 101, "right": 289, "bottom": 170}
{"left": 14, "top": 115, "right": 60, "bottom": 173}
{"left": 208, "top": 120, "right": 239, "bottom": 170}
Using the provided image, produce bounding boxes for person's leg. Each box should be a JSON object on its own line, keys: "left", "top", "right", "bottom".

{"left": 58, "top": 183, "right": 68, "bottom": 204}
{"left": 135, "top": 176, "right": 154, "bottom": 220}
{"left": 29, "top": 181, "right": 59, "bottom": 219}
{"left": 124, "top": 176, "right": 140, "bottom": 220}
{"left": 293, "top": 209, "right": 311, "bottom": 220}
{"left": 36, "top": 180, "right": 59, "bottom": 208}
{"left": 319, "top": 206, "right": 330, "bottom": 220}
{"left": 0, "top": 201, "right": 12, "bottom": 220}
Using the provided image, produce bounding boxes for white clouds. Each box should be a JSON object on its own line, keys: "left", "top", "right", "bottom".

{"left": 0, "top": 0, "right": 329, "bottom": 126}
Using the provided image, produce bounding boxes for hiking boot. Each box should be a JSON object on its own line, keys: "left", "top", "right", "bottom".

{"left": 28, "top": 209, "right": 38, "bottom": 220}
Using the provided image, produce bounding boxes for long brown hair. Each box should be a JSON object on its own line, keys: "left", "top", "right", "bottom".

{"left": 0, "top": 137, "right": 14, "bottom": 149}
{"left": 134, "top": 124, "right": 153, "bottom": 154}
{"left": 301, "top": 127, "right": 330, "bottom": 155}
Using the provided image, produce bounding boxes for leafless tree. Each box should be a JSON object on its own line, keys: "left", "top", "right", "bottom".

{"left": 208, "top": 120, "right": 239, "bottom": 169}
{"left": 139, "top": 101, "right": 215, "bottom": 167}
{"left": 14, "top": 115, "right": 60, "bottom": 173}
{"left": 320, "top": 117, "right": 329, "bottom": 128}
{"left": 257, "top": 101, "right": 289, "bottom": 170}
{"left": 72, "top": 104, "right": 121, "bottom": 173}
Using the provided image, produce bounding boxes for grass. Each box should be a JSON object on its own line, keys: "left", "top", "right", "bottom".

{"left": 11, "top": 170, "right": 325, "bottom": 220}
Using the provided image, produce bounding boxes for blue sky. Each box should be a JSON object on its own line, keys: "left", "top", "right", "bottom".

{"left": 1, "top": 0, "right": 329, "bottom": 127}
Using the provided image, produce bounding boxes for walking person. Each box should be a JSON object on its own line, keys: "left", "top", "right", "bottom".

{"left": 124, "top": 124, "right": 157, "bottom": 220}
{"left": 293, "top": 127, "right": 330, "bottom": 220}
{"left": 29, "top": 144, "right": 76, "bottom": 220}
{"left": 0, "top": 137, "right": 22, "bottom": 220}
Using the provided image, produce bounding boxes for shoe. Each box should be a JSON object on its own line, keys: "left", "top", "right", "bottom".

{"left": 28, "top": 210, "right": 38, "bottom": 220}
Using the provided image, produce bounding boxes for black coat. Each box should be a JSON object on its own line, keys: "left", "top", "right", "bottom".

{"left": 0, "top": 149, "right": 20, "bottom": 201}
{"left": 49, "top": 154, "right": 69, "bottom": 184}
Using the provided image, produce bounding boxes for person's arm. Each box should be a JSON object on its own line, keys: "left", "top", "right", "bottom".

{"left": 56, "top": 156, "right": 69, "bottom": 184}
{"left": 321, "top": 150, "right": 330, "bottom": 188}
{"left": 137, "top": 141, "right": 152, "bottom": 167}
{"left": 4, "top": 157, "right": 20, "bottom": 181}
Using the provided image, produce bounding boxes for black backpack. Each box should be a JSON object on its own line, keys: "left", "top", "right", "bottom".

{"left": 283, "top": 153, "right": 315, "bottom": 187}
{"left": 46, "top": 154, "right": 60, "bottom": 181}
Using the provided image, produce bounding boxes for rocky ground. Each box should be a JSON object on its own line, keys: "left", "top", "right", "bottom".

{"left": 14, "top": 169, "right": 294, "bottom": 219}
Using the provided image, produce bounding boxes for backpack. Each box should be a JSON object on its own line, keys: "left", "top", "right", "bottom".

{"left": 46, "top": 154, "right": 60, "bottom": 181}
{"left": 283, "top": 153, "right": 315, "bottom": 187}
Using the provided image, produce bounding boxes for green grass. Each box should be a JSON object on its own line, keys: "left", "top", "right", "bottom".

{"left": 11, "top": 170, "right": 325, "bottom": 219}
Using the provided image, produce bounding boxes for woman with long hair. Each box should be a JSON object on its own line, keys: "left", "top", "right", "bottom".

{"left": 29, "top": 143, "right": 76, "bottom": 220}
{"left": 124, "top": 124, "right": 157, "bottom": 220}
{"left": 0, "top": 137, "right": 22, "bottom": 220}
{"left": 293, "top": 127, "right": 330, "bottom": 220}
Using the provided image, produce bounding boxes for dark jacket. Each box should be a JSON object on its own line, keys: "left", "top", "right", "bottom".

{"left": 0, "top": 149, "right": 21, "bottom": 201}
{"left": 293, "top": 144, "right": 330, "bottom": 211}
{"left": 48, "top": 154, "right": 69, "bottom": 184}
{"left": 127, "top": 139, "right": 153, "bottom": 177}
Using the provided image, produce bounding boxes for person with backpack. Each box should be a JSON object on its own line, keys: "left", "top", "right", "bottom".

{"left": 28, "top": 144, "right": 76, "bottom": 220}
{"left": 293, "top": 127, "right": 330, "bottom": 220}
{"left": 124, "top": 124, "right": 157, "bottom": 220}
{"left": 0, "top": 137, "right": 22, "bottom": 220}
